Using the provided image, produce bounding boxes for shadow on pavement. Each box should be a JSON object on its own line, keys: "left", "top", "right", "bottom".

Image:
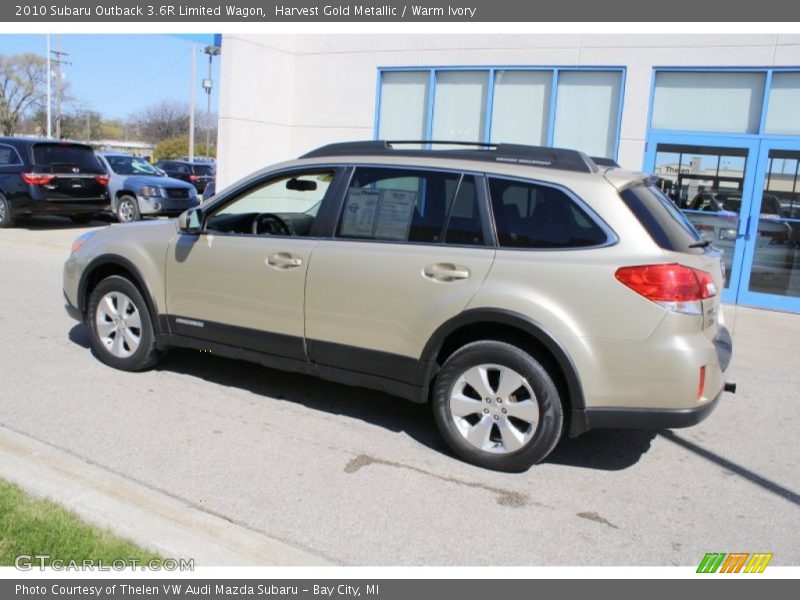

{"left": 658, "top": 430, "right": 800, "bottom": 506}
{"left": 67, "top": 324, "right": 659, "bottom": 470}
{"left": 15, "top": 214, "right": 114, "bottom": 230}
{"left": 547, "top": 429, "right": 657, "bottom": 471}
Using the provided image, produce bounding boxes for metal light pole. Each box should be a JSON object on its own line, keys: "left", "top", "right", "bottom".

{"left": 46, "top": 34, "right": 51, "bottom": 138}
{"left": 202, "top": 45, "right": 220, "bottom": 160}
{"left": 189, "top": 45, "right": 196, "bottom": 162}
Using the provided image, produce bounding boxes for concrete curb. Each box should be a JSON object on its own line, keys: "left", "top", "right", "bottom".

{"left": 0, "top": 425, "right": 332, "bottom": 566}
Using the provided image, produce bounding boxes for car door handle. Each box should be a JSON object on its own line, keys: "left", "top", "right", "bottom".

{"left": 423, "top": 263, "right": 470, "bottom": 282}
{"left": 266, "top": 252, "right": 303, "bottom": 270}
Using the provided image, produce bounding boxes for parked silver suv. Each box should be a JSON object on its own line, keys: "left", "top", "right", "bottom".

{"left": 63, "top": 141, "right": 734, "bottom": 471}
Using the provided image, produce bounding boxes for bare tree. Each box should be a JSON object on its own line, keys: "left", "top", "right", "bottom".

{"left": 0, "top": 53, "right": 48, "bottom": 136}
{"left": 131, "top": 100, "right": 192, "bottom": 144}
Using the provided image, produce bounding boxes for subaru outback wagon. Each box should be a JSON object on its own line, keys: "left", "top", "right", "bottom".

{"left": 63, "top": 141, "right": 734, "bottom": 471}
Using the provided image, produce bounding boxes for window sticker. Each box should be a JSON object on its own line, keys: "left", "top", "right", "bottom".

{"left": 374, "top": 189, "right": 417, "bottom": 240}
{"left": 340, "top": 188, "right": 381, "bottom": 237}
{"left": 340, "top": 188, "right": 418, "bottom": 240}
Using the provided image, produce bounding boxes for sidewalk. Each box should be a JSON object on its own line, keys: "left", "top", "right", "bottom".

{"left": 0, "top": 425, "right": 332, "bottom": 567}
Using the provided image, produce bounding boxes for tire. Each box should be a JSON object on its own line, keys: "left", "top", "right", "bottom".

{"left": 70, "top": 214, "right": 93, "bottom": 224}
{"left": 87, "top": 275, "right": 161, "bottom": 372}
{"left": 0, "top": 195, "right": 16, "bottom": 228}
{"left": 432, "top": 341, "right": 564, "bottom": 472}
{"left": 116, "top": 195, "right": 141, "bottom": 223}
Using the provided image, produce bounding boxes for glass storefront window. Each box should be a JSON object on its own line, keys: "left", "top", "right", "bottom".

{"left": 748, "top": 150, "right": 800, "bottom": 298}
{"left": 376, "top": 67, "right": 624, "bottom": 159}
{"left": 651, "top": 71, "right": 765, "bottom": 134}
{"left": 489, "top": 70, "right": 551, "bottom": 146}
{"left": 553, "top": 71, "right": 622, "bottom": 159}
{"left": 765, "top": 73, "right": 800, "bottom": 136}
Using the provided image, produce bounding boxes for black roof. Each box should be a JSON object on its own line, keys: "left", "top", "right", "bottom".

{"left": 300, "top": 140, "right": 600, "bottom": 174}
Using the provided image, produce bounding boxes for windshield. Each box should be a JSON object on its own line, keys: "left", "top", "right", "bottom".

{"left": 104, "top": 155, "right": 163, "bottom": 176}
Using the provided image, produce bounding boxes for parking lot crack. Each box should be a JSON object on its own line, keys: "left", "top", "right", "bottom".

{"left": 344, "top": 454, "right": 536, "bottom": 507}
{"left": 576, "top": 511, "right": 619, "bottom": 529}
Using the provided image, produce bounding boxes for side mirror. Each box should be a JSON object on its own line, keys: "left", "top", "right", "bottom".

{"left": 178, "top": 208, "right": 203, "bottom": 234}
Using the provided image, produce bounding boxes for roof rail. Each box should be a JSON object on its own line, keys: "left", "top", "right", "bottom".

{"left": 300, "top": 140, "right": 598, "bottom": 174}
{"left": 591, "top": 156, "right": 620, "bottom": 168}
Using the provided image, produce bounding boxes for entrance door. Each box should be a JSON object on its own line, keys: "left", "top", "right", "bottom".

{"left": 644, "top": 133, "right": 760, "bottom": 304}
{"left": 737, "top": 140, "right": 800, "bottom": 311}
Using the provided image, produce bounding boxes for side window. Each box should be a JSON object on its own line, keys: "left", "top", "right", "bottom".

{"left": 0, "top": 145, "right": 20, "bottom": 166}
{"left": 176, "top": 164, "right": 190, "bottom": 175}
{"left": 205, "top": 171, "right": 334, "bottom": 236}
{"left": 337, "top": 167, "right": 460, "bottom": 243}
{"left": 488, "top": 177, "right": 608, "bottom": 248}
{"left": 445, "top": 176, "right": 484, "bottom": 246}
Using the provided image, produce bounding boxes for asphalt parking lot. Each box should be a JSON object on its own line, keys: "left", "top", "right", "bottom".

{"left": 1, "top": 216, "right": 798, "bottom": 566}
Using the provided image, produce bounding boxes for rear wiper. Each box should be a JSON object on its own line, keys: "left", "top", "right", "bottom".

{"left": 688, "top": 240, "right": 711, "bottom": 248}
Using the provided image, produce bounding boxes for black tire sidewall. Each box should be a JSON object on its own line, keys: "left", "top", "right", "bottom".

{"left": 87, "top": 276, "right": 157, "bottom": 371}
{"left": 432, "top": 341, "right": 563, "bottom": 472}
{"left": 0, "top": 195, "right": 15, "bottom": 228}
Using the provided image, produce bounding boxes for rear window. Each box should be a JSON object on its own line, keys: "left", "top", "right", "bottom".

{"left": 620, "top": 184, "right": 704, "bottom": 253}
{"left": 192, "top": 164, "right": 214, "bottom": 175}
{"left": 32, "top": 143, "right": 104, "bottom": 173}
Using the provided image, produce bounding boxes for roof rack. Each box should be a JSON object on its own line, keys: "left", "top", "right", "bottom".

{"left": 300, "top": 140, "right": 598, "bottom": 174}
{"left": 591, "top": 156, "right": 620, "bottom": 168}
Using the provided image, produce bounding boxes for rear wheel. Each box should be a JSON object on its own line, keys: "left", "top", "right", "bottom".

{"left": 0, "top": 195, "right": 16, "bottom": 228}
{"left": 116, "top": 195, "right": 141, "bottom": 223}
{"left": 87, "top": 275, "right": 161, "bottom": 371}
{"left": 432, "top": 341, "right": 563, "bottom": 472}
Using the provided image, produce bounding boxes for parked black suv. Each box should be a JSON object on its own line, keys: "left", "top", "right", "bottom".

{"left": 0, "top": 137, "right": 110, "bottom": 227}
{"left": 153, "top": 159, "right": 214, "bottom": 194}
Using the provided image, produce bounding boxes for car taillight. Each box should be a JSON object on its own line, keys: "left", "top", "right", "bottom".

{"left": 22, "top": 172, "right": 55, "bottom": 185}
{"left": 189, "top": 175, "right": 200, "bottom": 181}
{"left": 94, "top": 175, "right": 109, "bottom": 185}
{"left": 615, "top": 263, "right": 717, "bottom": 315}
{"left": 697, "top": 366, "right": 706, "bottom": 400}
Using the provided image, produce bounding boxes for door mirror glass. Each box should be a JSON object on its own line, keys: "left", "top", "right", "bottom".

{"left": 178, "top": 208, "right": 202, "bottom": 233}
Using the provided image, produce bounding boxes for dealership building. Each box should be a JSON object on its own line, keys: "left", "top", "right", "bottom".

{"left": 216, "top": 34, "right": 800, "bottom": 313}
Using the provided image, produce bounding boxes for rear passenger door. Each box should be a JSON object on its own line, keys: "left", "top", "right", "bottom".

{"left": 304, "top": 166, "right": 495, "bottom": 384}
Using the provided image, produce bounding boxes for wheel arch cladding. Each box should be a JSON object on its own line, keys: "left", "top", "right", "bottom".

{"left": 420, "top": 308, "right": 585, "bottom": 412}
{"left": 78, "top": 255, "right": 161, "bottom": 332}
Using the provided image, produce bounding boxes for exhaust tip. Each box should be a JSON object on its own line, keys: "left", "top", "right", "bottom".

{"left": 724, "top": 382, "right": 737, "bottom": 394}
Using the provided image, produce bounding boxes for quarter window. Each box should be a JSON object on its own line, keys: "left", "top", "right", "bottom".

{"left": 0, "top": 145, "right": 20, "bottom": 166}
{"left": 488, "top": 177, "right": 607, "bottom": 248}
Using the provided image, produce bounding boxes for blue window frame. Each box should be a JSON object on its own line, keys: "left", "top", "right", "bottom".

{"left": 645, "top": 67, "right": 800, "bottom": 145}
{"left": 375, "top": 66, "right": 626, "bottom": 160}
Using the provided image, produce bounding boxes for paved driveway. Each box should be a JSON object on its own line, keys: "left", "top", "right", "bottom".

{"left": 1, "top": 217, "right": 798, "bottom": 566}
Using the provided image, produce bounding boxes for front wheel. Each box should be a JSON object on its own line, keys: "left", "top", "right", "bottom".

{"left": 432, "top": 341, "right": 563, "bottom": 472}
{"left": 87, "top": 275, "right": 161, "bottom": 371}
{"left": 116, "top": 195, "right": 141, "bottom": 223}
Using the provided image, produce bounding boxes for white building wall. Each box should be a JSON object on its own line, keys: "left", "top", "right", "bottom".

{"left": 218, "top": 34, "right": 800, "bottom": 187}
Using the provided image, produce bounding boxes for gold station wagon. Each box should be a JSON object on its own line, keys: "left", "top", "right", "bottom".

{"left": 63, "top": 141, "right": 735, "bottom": 471}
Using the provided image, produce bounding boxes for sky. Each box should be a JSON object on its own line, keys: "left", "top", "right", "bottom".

{"left": 0, "top": 34, "right": 221, "bottom": 122}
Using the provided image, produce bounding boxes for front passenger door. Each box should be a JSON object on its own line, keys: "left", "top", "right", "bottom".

{"left": 165, "top": 168, "right": 341, "bottom": 360}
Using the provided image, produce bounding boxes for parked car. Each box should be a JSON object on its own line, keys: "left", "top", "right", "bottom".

{"left": 95, "top": 152, "right": 199, "bottom": 223}
{"left": 63, "top": 140, "right": 734, "bottom": 472}
{"left": 153, "top": 159, "right": 214, "bottom": 194}
{"left": 201, "top": 178, "right": 216, "bottom": 200}
{"left": 0, "top": 137, "right": 109, "bottom": 228}
{"left": 684, "top": 190, "right": 794, "bottom": 280}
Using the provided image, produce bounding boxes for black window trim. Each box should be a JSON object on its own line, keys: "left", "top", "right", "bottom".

{"left": 484, "top": 173, "right": 618, "bottom": 252}
{"left": 0, "top": 143, "right": 23, "bottom": 167}
{"left": 329, "top": 162, "right": 495, "bottom": 249}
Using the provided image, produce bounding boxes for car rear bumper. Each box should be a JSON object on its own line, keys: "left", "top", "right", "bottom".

{"left": 569, "top": 325, "right": 733, "bottom": 437}
{"left": 64, "top": 291, "right": 83, "bottom": 323}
